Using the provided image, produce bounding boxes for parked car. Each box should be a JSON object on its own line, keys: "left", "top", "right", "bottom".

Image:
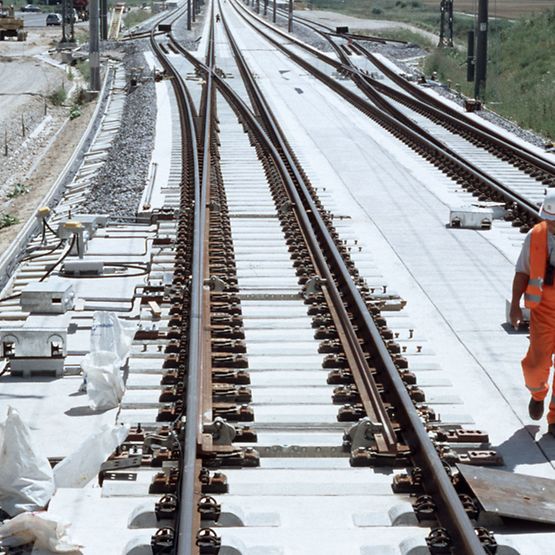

{"left": 45, "top": 13, "right": 62, "bottom": 25}
{"left": 21, "top": 4, "right": 42, "bottom": 12}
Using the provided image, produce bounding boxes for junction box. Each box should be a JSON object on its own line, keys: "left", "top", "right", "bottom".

{"left": 20, "top": 282, "right": 75, "bottom": 314}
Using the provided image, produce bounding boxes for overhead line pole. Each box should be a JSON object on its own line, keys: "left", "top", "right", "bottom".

{"left": 474, "top": 0, "right": 488, "bottom": 99}
{"left": 288, "top": 0, "right": 293, "bottom": 32}
{"left": 89, "top": 0, "right": 100, "bottom": 91}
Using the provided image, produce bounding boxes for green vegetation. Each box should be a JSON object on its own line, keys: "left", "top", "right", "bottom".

{"left": 48, "top": 85, "right": 67, "bottom": 106}
{"left": 0, "top": 214, "right": 20, "bottom": 229}
{"left": 424, "top": 8, "right": 555, "bottom": 138}
{"left": 69, "top": 105, "right": 81, "bottom": 120}
{"left": 76, "top": 59, "right": 90, "bottom": 86}
{"left": 123, "top": 7, "right": 152, "bottom": 29}
{"left": 314, "top": 1, "right": 554, "bottom": 138}
{"left": 312, "top": 0, "right": 443, "bottom": 33}
{"left": 6, "top": 183, "right": 29, "bottom": 199}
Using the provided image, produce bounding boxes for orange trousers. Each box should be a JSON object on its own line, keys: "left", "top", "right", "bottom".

{"left": 522, "top": 285, "right": 555, "bottom": 423}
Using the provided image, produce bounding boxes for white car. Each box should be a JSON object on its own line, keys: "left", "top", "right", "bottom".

{"left": 46, "top": 13, "right": 62, "bottom": 25}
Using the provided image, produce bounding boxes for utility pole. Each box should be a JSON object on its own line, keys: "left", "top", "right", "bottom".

{"left": 69, "top": 0, "right": 75, "bottom": 42}
{"left": 438, "top": 0, "right": 453, "bottom": 47}
{"left": 466, "top": 30, "right": 475, "bottom": 82}
{"left": 187, "top": 0, "right": 191, "bottom": 29}
{"left": 61, "top": 0, "right": 67, "bottom": 42}
{"left": 263, "top": 0, "right": 267, "bottom": 16}
{"left": 89, "top": 0, "right": 100, "bottom": 91}
{"left": 272, "top": 0, "right": 276, "bottom": 22}
{"left": 100, "top": 0, "right": 108, "bottom": 40}
{"left": 474, "top": 0, "right": 488, "bottom": 99}
{"left": 288, "top": 0, "right": 293, "bottom": 32}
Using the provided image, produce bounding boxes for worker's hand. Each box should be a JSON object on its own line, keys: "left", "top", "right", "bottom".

{"left": 510, "top": 303, "right": 523, "bottom": 330}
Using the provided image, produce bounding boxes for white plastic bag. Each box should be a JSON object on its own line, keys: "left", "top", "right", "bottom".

{"left": 81, "top": 351, "right": 124, "bottom": 411}
{"left": 90, "top": 312, "right": 136, "bottom": 366}
{"left": 0, "top": 512, "right": 82, "bottom": 553}
{"left": 53, "top": 424, "right": 129, "bottom": 488}
{"left": 0, "top": 407, "right": 55, "bottom": 516}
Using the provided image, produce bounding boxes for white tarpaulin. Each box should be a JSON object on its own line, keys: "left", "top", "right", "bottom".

{"left": 0, "top": 512, "right": 82, "bottom": 553}
{"left": 0, "top": 407, "right": 55, "bottom": 516}
{"left": 53, "top": 424, "right": 129, "bottom": 488}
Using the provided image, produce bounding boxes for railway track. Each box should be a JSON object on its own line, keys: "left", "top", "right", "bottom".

{"left": 234, "top": 2, "right": 555, "bottom": 230}
{"left": 1, "top": 2, "right": 555, "bottom": 555}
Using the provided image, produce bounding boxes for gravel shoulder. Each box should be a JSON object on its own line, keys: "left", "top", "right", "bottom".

{"left": 0, "top": 27, "right": 95, "bottom": 252}
{"left": 299, "top": 9, "right": 440, "bottom": 44}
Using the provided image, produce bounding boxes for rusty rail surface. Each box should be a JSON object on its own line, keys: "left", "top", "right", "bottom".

{"left": 172, "top": 3, "right": 488, "bottom": 552}
{"left": 149, "top": 8, "right": 204, "bottom": 554}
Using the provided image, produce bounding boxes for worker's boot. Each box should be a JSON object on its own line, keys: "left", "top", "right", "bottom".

{"left": 529, "top": 398, "right": 544, "bottom": 420}
{"left": 548, "top": 423, "right": 555, "bottom": 437}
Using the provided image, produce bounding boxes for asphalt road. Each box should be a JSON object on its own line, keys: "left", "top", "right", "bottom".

{"left": 14, "top": 11, "right": 52, "bottom": 27}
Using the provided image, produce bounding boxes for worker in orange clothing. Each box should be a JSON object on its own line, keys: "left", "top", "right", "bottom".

{"left": 510, "top": 190, "right": 555, "bottom": 435}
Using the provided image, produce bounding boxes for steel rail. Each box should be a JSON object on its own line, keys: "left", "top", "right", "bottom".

{"left": 275, "top": 6, "right": 407, "bottom": 44}
{"left": 171, "top": 13, "right": 398, "bottom": 457}
{"left": 228, "top": 0, "right": 543, "bottom": 223}
{"left": 352, "top": 41, "right": 555, "bottom": 173}
{"left": 176, "top": 7, "right": 217, "bottom": 555}
{"left": 176, "top": 6, "right": 485, "bottom": 552}
{"left": 217, "top": 1, "right": 399, "bottom": 453}
{"left": 272, "top": 10, "right": 555, "bottom": 182}
{"left": 278, "top": 9, "right": 555, "bottom": 177}
{"left": 149, "top": 7, "right": 204, "bottom": 554}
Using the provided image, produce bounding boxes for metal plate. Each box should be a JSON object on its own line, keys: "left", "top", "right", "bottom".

{"left": 458, "top": 463, "right": 555, "bottom": 524}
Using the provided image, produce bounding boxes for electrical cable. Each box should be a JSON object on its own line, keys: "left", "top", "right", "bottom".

{"left": 0, "top": 292, "right": 21, "bottom": 304}
{"left": 21, "top": 239, "right": 65, "bottom": 262}
{"left": 39, "top": 235, "right": 76, "bottom": 282}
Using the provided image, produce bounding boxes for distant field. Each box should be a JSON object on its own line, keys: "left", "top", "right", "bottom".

{"left": 420, "top": 0, "right": 555, "bottom": 19}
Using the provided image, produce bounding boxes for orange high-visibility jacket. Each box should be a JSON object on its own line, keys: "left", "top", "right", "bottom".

{"left": 525, "top": 221, "right": 548, "bottom": 309}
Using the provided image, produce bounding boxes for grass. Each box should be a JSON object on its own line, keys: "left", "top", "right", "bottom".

{"left": 0, "top": 214, "right": 20, "bottom": 229}
{"left": 6, "top": 183, "right": 29, "bottom": 199}
{"left": 314, "top": 0, "right": 555, "bottom": 139}
{"left": 423, "top": 8, "right": 555, "bottom": 138}
{"left": 123, "top": 6, "right": 153, "bottom": 29}
{"left": 48, "top": 85, "right": 67, "bottom": 106}
{"left": 75, "top": 59, "right": 90, "bottom": 88}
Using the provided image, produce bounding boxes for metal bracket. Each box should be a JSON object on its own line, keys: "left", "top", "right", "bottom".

{"left": 303, "top": 276, "right": 327, "bottom": 298}
{"left": 98, "top": 455, "right": 142, "bottom": 486}
{"left": 344, "top": 417, "right": 384, "bottom": 451}
{"left": 203, "top": 416, "right": 236, "bottom": 446}
{"left": 206, "top": 275, "right": 229, "bottom": 292}
{"left": 144, "top": 430, "right": 181, "bottom": 451}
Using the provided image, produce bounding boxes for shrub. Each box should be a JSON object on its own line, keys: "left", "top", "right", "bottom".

{"left": 6, "top": 183, "right": 29, "bottom": 199}
{"left": 48, "top": 86, "right": 67, "bottom": 106}
{"left": 0, "top": 214, "right": 20, "bottom": 229}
